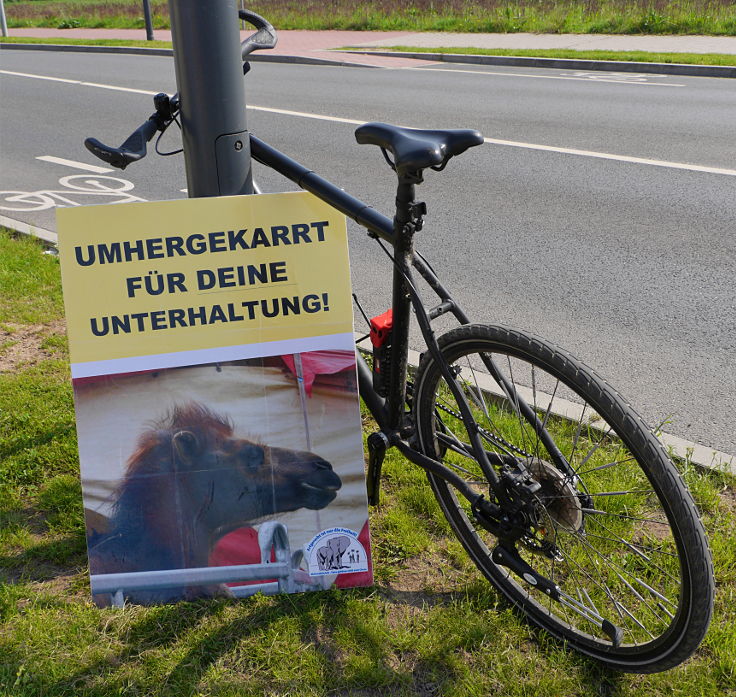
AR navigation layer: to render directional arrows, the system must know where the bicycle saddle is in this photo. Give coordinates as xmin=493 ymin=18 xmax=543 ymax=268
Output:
xmin=355 ymin=122 xmax=484 ymax=177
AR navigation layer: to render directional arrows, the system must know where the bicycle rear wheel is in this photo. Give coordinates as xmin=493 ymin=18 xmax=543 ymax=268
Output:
xmin=412 ymin=324 xmax=713 ymax=672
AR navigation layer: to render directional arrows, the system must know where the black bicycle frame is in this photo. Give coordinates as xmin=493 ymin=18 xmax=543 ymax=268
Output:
xmin=249 ymin=135 xmax=570 ymax=516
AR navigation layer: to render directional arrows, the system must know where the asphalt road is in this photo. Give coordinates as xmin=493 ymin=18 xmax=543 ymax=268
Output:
xmin=1 ymin=50 xmax=734 ymax=456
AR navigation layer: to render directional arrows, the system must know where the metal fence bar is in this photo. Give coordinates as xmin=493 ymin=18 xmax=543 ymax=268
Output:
xmin=91 ymin=522 xmax=298 ymax=604
xmin=90 ymin=562 xmax=290 ymax=595
xmin=230 ymin=582 xmax=280 ymax=598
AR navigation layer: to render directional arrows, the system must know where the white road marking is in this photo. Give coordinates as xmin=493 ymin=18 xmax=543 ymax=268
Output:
xmin=249 ymin=104 xmax=364 ymax=126
xmin=3 ymin=69 xmax=734 ymax=177
xmin=36 ymin=155 xmax=113 ymax=173
xmin=1 ymin=69 xmax=79 ymax=85
xmin=571 ymin=71 xmax=650 ymax=81
xmin=0 ymin=69 xmax=156 ymax=95
xmin=404 ymin=65 xmax=687 ymax=87
xmin=481 ymin=138 xmax=736 ymax=176
xmin=248 ymin=105 xmax=736 ymax=177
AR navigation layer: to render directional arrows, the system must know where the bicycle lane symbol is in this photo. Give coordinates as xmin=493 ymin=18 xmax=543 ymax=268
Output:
xmin=0 ymin=174 xmax=147 ymax=212
xmin=566 ymin=71 xmax=652 ymax=83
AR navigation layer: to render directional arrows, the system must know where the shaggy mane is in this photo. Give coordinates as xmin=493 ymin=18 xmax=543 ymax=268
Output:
xmin=123 ymin=402 xmax=233 ymax=479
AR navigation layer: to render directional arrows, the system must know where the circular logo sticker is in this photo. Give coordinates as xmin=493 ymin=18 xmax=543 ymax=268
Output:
xmin=305 ymin=527 xmax=368 ymax=576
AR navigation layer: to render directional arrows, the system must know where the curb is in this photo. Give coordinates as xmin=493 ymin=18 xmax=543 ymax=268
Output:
xmin=0 ymin=42 xmax=382 ymax=68
xmin=0 ymin=42 xmax=174 ymax=57
xmin=353 ymin=335 xmax=736 ymax=475
xmin=345 ymin=49 xmax=736 ymax=78
xmin=4 ymin=41 xmax=734 ymax=76
xmin=0 ymin=214 xmax=57 ymax=245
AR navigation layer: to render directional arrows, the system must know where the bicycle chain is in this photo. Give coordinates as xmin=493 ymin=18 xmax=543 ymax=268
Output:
xmin=433 ymin=402 xmax=534 ymax=458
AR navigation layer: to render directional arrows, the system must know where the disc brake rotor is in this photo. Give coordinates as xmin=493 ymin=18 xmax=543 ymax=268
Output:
xmin=525 ymin=458 xmax=584 ymax=540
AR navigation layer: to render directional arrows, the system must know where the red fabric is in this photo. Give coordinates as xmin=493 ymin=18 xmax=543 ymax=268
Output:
xmin=281 ymin=350 xmax=356 ymax=396
xmin=334 ymin=519 xmax=373 ymax=589
xmin=209 ymin=527 xmax=276 ymax=586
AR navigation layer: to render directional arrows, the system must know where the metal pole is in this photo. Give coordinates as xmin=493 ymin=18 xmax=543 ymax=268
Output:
xmin=1 ymin=1 xmax=9 ymax=38
xmin=142 ymin=0 xmax=154 ymax=41
xmin=167 ymin=0 xmax=253 ymax=198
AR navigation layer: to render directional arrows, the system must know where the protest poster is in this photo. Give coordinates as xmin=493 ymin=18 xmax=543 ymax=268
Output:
xmin=57 ymin=192 xmax=372 ymax=606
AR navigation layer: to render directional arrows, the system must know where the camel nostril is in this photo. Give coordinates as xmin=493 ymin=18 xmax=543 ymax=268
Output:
xmin=312 ymin=459 xmax=332 ymax=470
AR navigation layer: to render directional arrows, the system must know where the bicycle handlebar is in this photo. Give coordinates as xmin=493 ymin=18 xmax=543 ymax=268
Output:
xmin=84 ymin=116 xmax=160 ymax=170
xmin=84 ymin=11 xmax=276 ymax=170
xmin=239 ymin=9 xmax=277 ymax=57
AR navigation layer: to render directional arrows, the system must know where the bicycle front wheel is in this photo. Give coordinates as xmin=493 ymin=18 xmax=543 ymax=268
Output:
xmin=413 ymin=324 xmax=713 ymax=672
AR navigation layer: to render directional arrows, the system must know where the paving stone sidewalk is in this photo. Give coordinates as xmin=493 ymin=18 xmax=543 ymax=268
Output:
xmin=8 ymin=28 xmax=736 ymax=68
xmin=7 ymin=28 xmax=431 ymax=67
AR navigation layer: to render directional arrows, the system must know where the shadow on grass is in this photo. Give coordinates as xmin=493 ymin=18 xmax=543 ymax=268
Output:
xmin=22 ymin=589 xmax=437 ymax=696
xmin=0 ymin=532 xmax=87 ymax=583
xmin=577 ymin=658 xmax=624 ymax=696
xmin=5 ymin=583 xmax=626 ymax=696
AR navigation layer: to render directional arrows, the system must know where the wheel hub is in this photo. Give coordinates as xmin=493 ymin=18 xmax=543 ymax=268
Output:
xmin=525 ymin=457 xmax=584 ymax=538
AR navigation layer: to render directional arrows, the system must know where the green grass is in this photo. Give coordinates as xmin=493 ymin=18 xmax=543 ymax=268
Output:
xmin=0 ymin=232 xmax=64 ymax=325
xmin=0 ymin=36 xmax=173 ymax=48
xmin=365 ymin=45 xmax=736 ymax=66
xmin=0 ymin=228 xmax=735 ymax=696
xmin=4 ymin=0 xmax=736 ymax=35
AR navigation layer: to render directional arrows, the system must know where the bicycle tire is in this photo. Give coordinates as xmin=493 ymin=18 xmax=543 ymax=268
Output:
xmin=412 ymin=324 xmax=714 ymax=672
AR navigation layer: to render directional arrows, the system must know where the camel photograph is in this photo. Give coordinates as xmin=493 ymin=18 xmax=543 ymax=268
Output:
xmin=72 ymin=352 xmax=372 ymax=606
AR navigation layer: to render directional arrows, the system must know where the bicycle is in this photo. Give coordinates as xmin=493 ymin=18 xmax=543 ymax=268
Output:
xmin=82 ymin=10 xmax=714 ymax=673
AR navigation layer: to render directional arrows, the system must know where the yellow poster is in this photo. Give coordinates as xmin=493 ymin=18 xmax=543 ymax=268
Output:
xmin=57 ymin=193 xmax=372 ymax=607
xmin=57 ymin=191 xmax=354 ymax=377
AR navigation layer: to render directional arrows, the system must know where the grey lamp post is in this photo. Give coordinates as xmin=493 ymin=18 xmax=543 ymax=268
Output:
xmin=167 ymin=0 xmax=253 ymax=198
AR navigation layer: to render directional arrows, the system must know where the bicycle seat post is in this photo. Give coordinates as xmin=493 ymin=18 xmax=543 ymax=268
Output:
xmin=386 ymin=171 xmax=426 ymax=430
xmin=353 ymin=121 xmax=482 ymax=431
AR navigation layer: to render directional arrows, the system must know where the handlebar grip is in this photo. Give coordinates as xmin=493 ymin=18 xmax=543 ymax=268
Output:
xmin=239 ymin=9 xmax=277 ymax=57
xmin=84 ymin=117 xmax=159 ymax=170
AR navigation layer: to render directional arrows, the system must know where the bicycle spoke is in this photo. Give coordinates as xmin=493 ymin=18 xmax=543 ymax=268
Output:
xmin=572 ymin=424 xmax=617 ymax=474
xmin=465 ymin=355 xmax=493 ymax=422
xmin=557 ymin=533 xmax=653 ymax=642
xmin=571 ymin=529 xmax=678 ymax=609
xmin=461 ymin=356 xmax=515 ymax=456
xmin=531 ymin=365 xmax=543 ymax=464
xmin=575 ymin=457 xmax=635 ymax=477
xmin=545 ymin=489 xmax=655 ymax=498
xmin=581 ymin=509 xmax=672 ymax=525
xmin=568 ymin=403 xmax=589 ymax=466
xmin=538 ymin=482 xmax=678 ymax=642
xmin=552 ymin=531 xmax=630 ymax=639
xmin=506 ymin=355 xmax=532 ymax=456
xmin=583 ymin=530 xmax=677 ymax=560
